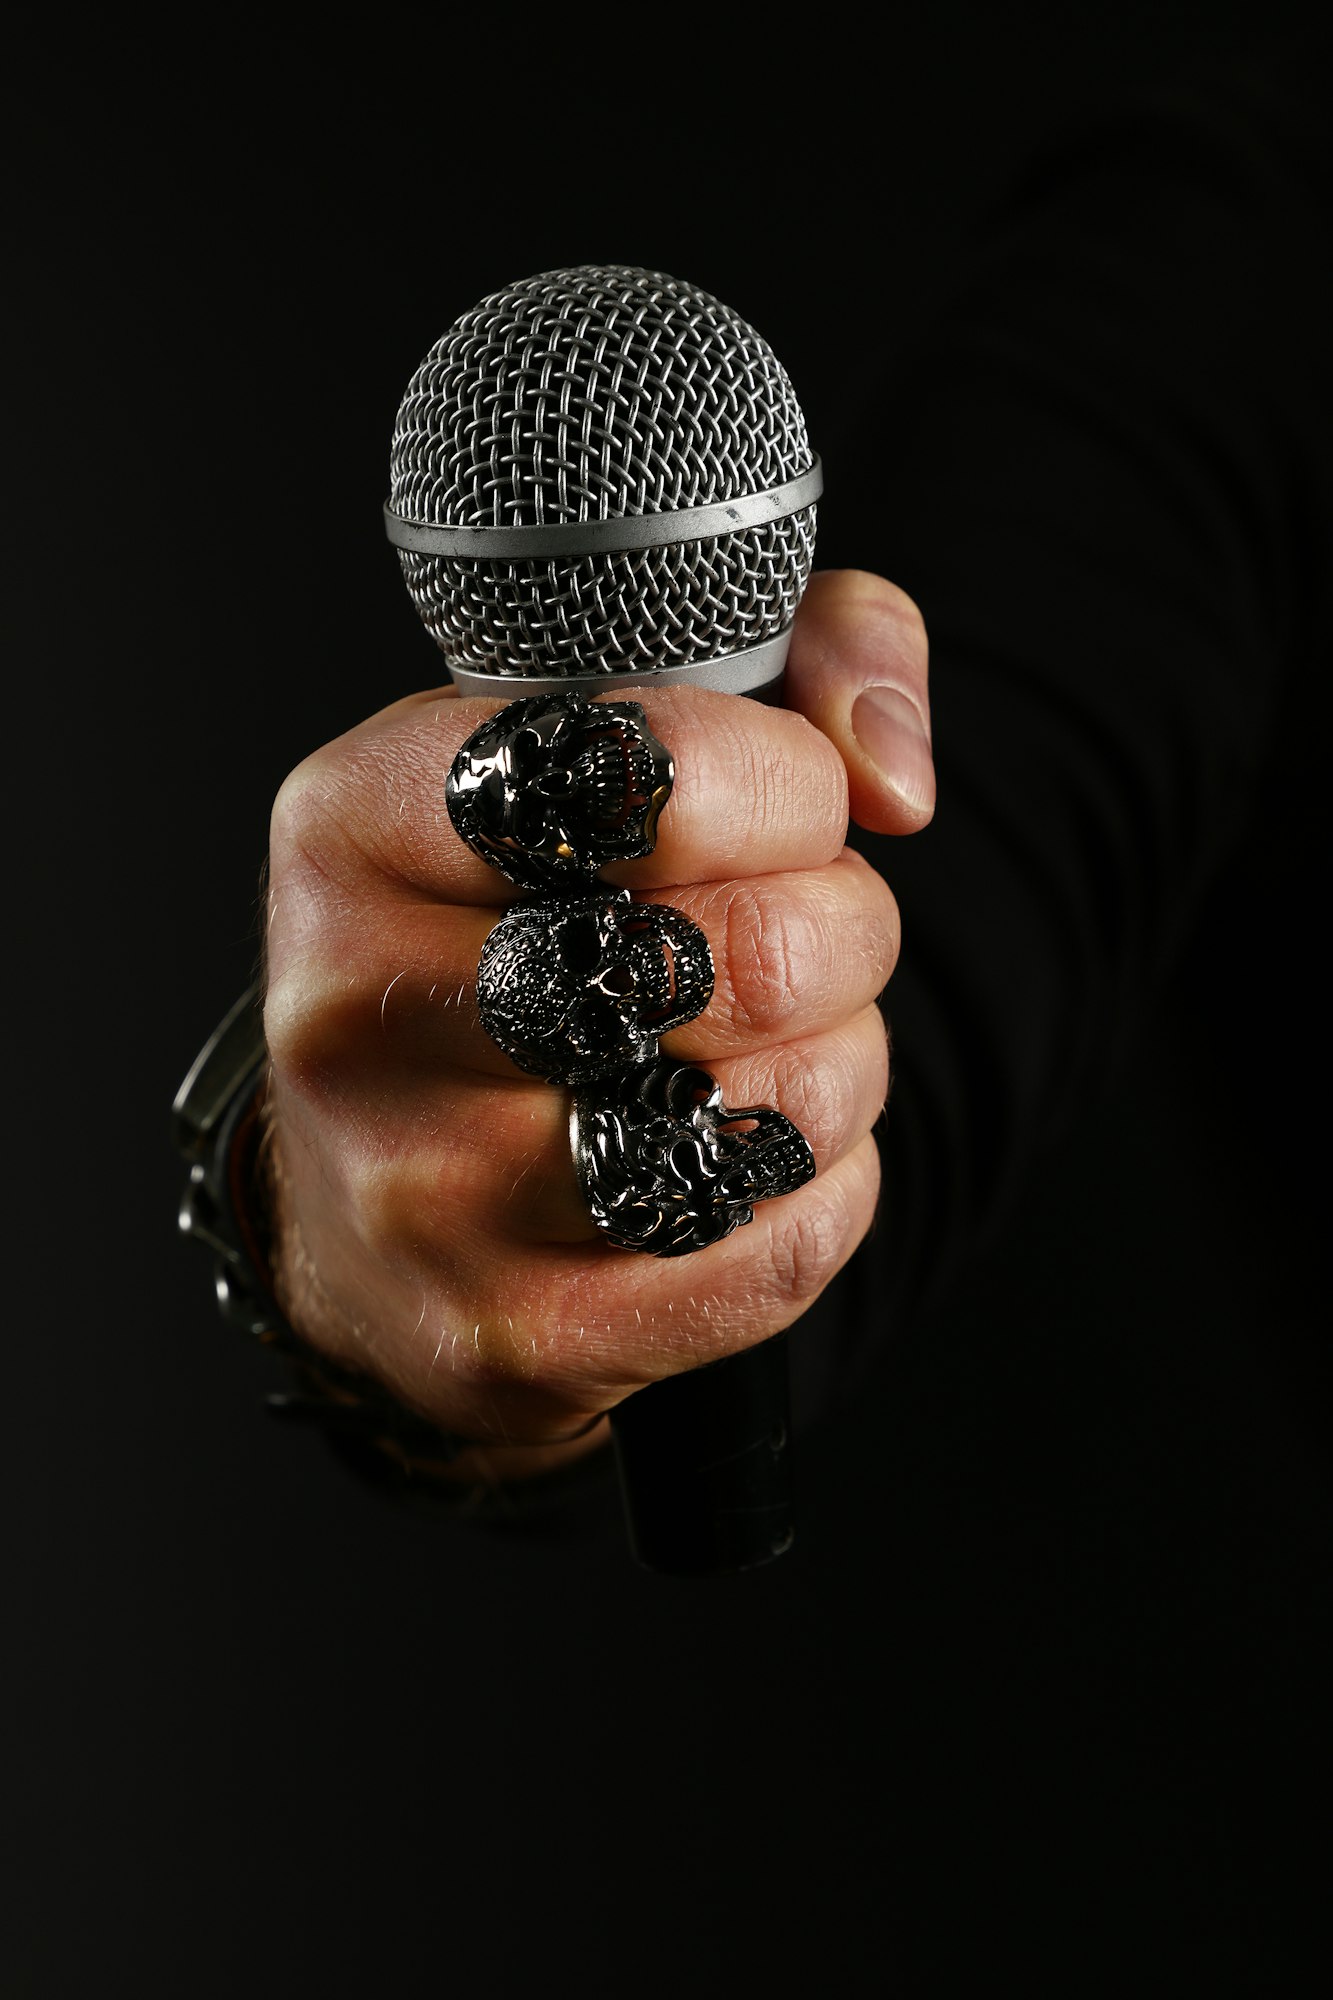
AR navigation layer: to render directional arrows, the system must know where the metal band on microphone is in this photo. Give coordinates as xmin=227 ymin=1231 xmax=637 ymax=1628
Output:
xmin=383 ymin=457 xmax=822 ymax=560
xmin=444 ymin=629 xmax=794 ymax=700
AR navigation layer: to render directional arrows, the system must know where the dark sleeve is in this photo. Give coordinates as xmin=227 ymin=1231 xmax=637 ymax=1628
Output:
xmin=791 ymin=34 xmax=1333 ymax=1421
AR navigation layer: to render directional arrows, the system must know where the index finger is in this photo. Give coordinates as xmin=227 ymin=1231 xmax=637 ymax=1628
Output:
xmin=271 ymin=683 xmax=851 ymax=907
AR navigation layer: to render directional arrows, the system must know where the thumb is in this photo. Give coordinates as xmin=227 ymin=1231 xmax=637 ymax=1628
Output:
xmin=785 ymin=570 xmax=935 ymax=835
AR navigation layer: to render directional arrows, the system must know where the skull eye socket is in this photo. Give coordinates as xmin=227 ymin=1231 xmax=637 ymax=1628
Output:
xmin=533 ymin=768 xmax=575 ymax=799
xmin=560 ymin=912 xmax=606 ymax=974
xmin=508 ymin=726 xmax=545 ymax=773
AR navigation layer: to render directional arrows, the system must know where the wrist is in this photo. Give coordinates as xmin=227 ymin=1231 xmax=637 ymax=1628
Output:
xmin=176 ymin=983 xmax=573 ymax=1504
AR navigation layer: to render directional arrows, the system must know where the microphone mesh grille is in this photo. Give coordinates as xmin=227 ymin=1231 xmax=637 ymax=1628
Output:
xmin=389 ymin=266 xmax=817 ymax=679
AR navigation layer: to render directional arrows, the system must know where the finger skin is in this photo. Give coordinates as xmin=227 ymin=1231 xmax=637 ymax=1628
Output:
xmin=656 ymin=845 xmax=898 ymax=1058
xmin=268 ymin=683 xmax=850 ymax=910
xmin=260 ymin=570 xmax=925 ymax=1468
xmin=266 ymin=1055 xmax=884 ymax=1450
xmin=269 ymin=1000 xmax=890 ymax=1254
xmin=265 ymin=845 xmax=899 ymax=1085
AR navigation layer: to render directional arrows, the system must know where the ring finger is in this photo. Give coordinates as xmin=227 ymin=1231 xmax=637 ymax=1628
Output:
xmin=347 ymin=1001 xmax=890 ymax=1254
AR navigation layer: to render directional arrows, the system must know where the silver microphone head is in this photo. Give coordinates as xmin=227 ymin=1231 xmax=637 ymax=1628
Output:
xmin=385 ymin=266 xmax=821 ymax=698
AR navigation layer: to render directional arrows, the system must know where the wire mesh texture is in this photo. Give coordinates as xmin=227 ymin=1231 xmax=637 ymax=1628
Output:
xmin=389 ymin=266 xmax=818 ymax=678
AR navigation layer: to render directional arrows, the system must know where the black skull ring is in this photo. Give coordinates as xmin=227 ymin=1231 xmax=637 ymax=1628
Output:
xmin=571 ymin=1061 xmax=817 ymax=1257
xmin=449 ymin=691 xmax=815 ymax=1256
xmin=476 ymin=890 xmax=714 ymax=1084
xmin=446 ymin=693 xmax=674 ymax=893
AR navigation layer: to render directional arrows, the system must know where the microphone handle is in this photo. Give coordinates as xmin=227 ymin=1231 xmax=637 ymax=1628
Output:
xmin=608 ymin=1332 xmax=794 ymax=1574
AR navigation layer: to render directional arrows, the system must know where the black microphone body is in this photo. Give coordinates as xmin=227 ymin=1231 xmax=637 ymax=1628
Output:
xmin=385 ymin=267 xmax=823 ymax=1574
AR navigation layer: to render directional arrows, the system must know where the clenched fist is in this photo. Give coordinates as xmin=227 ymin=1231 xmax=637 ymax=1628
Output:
xmin=261 ymin=571 xmax=933 ymax=1484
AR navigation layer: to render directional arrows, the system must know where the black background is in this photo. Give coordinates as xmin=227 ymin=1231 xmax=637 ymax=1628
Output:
xmin=9 ymin=9 xmax=1331 ymax=1994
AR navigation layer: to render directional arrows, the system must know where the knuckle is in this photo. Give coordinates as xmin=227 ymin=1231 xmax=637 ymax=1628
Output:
xmin=794 ymin=1012 xmax=890 ymax=1153
xmin=269 ymin=750 xmax=345 ymax=874
xmin=707 ymin=702 xmax=846 ymax=862
xmin=718 ymin=879 xmax=802 ymax=1040
xmin=760 ymin=1141 xmax=882 ymax=1309
xmin=764 ymin=1182 xmax=853 ymax=1308
xmin=270 ymin=726 xmax=423 ymax=889
xmin=781 ymin=713 xmax=850 ymax=844
xmin=261 ymin=969 xmax=312 ymax=1082
xmin=347 ymin=1151 xmax=417 ymax=1271
xmin=263 ymin=962 xmax=362 ymax=1097
xmin=762 ymin=1043 xmax=848 ymax=1160
xmin=865 ymin=873 xmax=903 ymax=988
xmin=338 ymin=1144 xmax=492 ymax=1312
xmin=839 ymin=851 xmax=901 ymax=989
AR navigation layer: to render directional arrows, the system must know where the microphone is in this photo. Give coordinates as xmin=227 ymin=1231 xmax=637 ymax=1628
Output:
xmin=383 ymin=266 xmax=822 ymax=1574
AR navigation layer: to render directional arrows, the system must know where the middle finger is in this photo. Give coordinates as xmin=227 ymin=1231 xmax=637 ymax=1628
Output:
xmin=282 ymin=845 xmax=901 ymax=1083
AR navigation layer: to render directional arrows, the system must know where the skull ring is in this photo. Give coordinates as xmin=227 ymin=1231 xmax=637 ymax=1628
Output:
xmin=476 ymin=890 xmax=714 ymax=1084
xmin=446 ymin=693 xmax=674 ymax=893
xmin=452 ymin=691 xmax=816 ymax=1257
xmin=571 ymin=1059 xmax=817 ymax=1256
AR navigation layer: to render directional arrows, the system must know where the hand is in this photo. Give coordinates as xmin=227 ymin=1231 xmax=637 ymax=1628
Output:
xmin=260 ymin=571 xmax=932 ymax=1482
